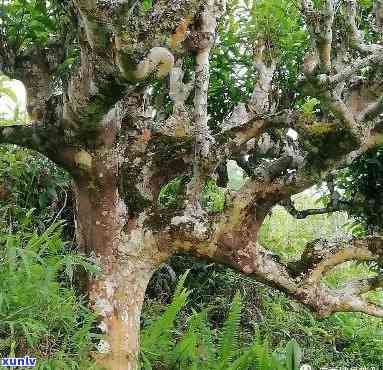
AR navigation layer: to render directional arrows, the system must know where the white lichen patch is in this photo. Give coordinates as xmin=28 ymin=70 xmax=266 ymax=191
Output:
xmin=121 ymin=310 xmax=129 ymax=324
xmin=74 ymin=150 xmax=92 ymax=169
xmin=97 ymin=339 xmax=111 ymax=354
xmin=119 ymin=212 xmax=153 ymax=254
xmin=104 ymin=277 xmax=118 ymax=299
xmin=89 ymin=80 xmax=99 ymax=96
xmin=171 ymin=203 xmax=209 ymax=240
xmin=136 ymin=166 xmax=154 ymax=201
xmin=98 ymin=321 xmax=108 ymax=333
xmin=193 ymin=221 xmax=208 ymax=239
xmin=95 ymin=298 xmax=114 ymax=317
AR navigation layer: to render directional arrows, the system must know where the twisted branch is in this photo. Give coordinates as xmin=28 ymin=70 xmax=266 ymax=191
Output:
xmin=204 ymin=236 xmax=383 ymax=318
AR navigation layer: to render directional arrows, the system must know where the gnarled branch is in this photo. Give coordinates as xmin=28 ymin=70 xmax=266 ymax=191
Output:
xmin=197 ymin=236 xmax=383 ymax=318
xmin=282 ymin=198 xmax=349 ymax=219
xmin=281 ymin=178 xmax=350 ymax=219
xmin=301 ymin=0 xmax=335 ymax=73
xmin=343 ymin=0 xmax=383 ymax=54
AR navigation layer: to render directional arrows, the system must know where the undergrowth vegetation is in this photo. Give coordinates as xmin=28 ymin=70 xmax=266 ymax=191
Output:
xmin=0 ymin=145 xmax=382 ymax=369
xmin=0 ymin=219 xmax=99 ymax=369
xmin=142 ymin=273 xmax=303 ymax=370
xmin=143 ymin=185 xmax=383 ymax=369
xmin=0 ymin=146 xmax=70 ymax=234
xmin=0 ymin=146 xmax=99 ymax=369
xmin=143 ymin=258 xmax=383 ymax=369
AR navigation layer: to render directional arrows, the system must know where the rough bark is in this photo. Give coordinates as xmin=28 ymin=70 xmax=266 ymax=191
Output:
xmin=72 ymin=157 xmax=170 ymax=369
xmin=90 ymin=258 xmax=155 ymax=370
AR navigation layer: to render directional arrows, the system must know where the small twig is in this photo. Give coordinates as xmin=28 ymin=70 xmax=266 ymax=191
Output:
xmin=50 ymin=188 xmax=68 ymax=226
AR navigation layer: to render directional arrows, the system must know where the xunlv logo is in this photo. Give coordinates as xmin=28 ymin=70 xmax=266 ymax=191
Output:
xmin=0 ymin=356 xmax=37 ymax=367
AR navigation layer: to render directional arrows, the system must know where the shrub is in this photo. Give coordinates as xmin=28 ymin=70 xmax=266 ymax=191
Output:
xmin=0 ymin=211 xmax=98 ymax=369
xmin=141 ymin=273 xmax=304 ymax=370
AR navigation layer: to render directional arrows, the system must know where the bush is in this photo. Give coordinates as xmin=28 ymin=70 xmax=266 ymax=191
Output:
xmin=0 ymin=145 xmax=71 ymax=235
xmin=0 ymin=145 xmax=98 ymax=369
xmin=141 ymin=273 xmax=303 ymax=370
xmin=0 ymin=217 xmax=99 ymax=369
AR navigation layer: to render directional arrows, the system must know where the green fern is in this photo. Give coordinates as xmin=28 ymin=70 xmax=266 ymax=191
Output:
xmin=230 ymin=340 xmax=283 ymax=370
xmin=172 ymin=309 xmax=215 ymax=369
xmin=172 ymin=310 xmax=202 ymax=368
xmin=141 ymin=271 xmax=190 ymax=364
xmin=140 ymin=277 xmax=304 ymax=370
xmin=0 ymin=221 xmax=99 ymax=369
xmin=216 ymin=292 xmax=242 ymax=368
xmin=284 ymin=339 xmax=303 ymax=370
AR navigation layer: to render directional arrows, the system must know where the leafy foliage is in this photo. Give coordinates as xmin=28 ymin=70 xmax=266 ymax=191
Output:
xmin=158 ymin=176 xmax=225 ymax=213
xmin=141 ymin=0 xmax=153 ymax=12
xmin=158 ymin=176 xmax=189 ymax=209
xmin=208 ymin=0 xmax=308 ymax=126
xmin=0 ymin=218 xmax=99 ymax=369
xmin=336 ymin=146 xmax=383 ymax=233
xmin=0 ymin=0 xmax=71 ymax=51
xmin=0 ymin=146 xmax=70 ymax=234
xmin=300 ymin=97 xmax=321 ymax=118
xmin=201 ymin=178 xmax=226 ymax=213
xmin=141 ymin=274 xmax=303 ymax=370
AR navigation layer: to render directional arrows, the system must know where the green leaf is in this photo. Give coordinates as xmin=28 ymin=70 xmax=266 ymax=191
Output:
xmin=38 ymin=192 xmax=49 ymax=208
xmin=142 ymin=0 xmax=152 ymax=11
xmin=216 ymin=292 xmax=242 ymax=368
xmin=284 ymin=339 xmax=302 ymax=370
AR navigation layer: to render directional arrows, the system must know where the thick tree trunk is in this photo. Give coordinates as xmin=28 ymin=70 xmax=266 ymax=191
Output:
xmin=90 ymin=259 xmax=155 ymax=370
xmin=73 ymin=172 xmax=160 ymax=370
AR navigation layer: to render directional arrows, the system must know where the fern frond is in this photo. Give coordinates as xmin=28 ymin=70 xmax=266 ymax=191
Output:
xmin=197 ymin=309 xmax=216 ymax=368
xmin=216 ymin=291 xmax=242 ymax=368
xmin=229 ymin=339 xmax=285 ymax=370
xmin=140 ymin=351 xmax=153 ymax=370
xmin=172 ymin=309 xmax=215 ymax=369
xmin=141 ymin=271 xmax=190 ymax=363
xmin=284 ymin=339 xmax=302 ymax=370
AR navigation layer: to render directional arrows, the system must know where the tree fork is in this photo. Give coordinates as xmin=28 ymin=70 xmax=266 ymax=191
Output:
xmin=73 ymin=154 xmax=169 ymax=369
